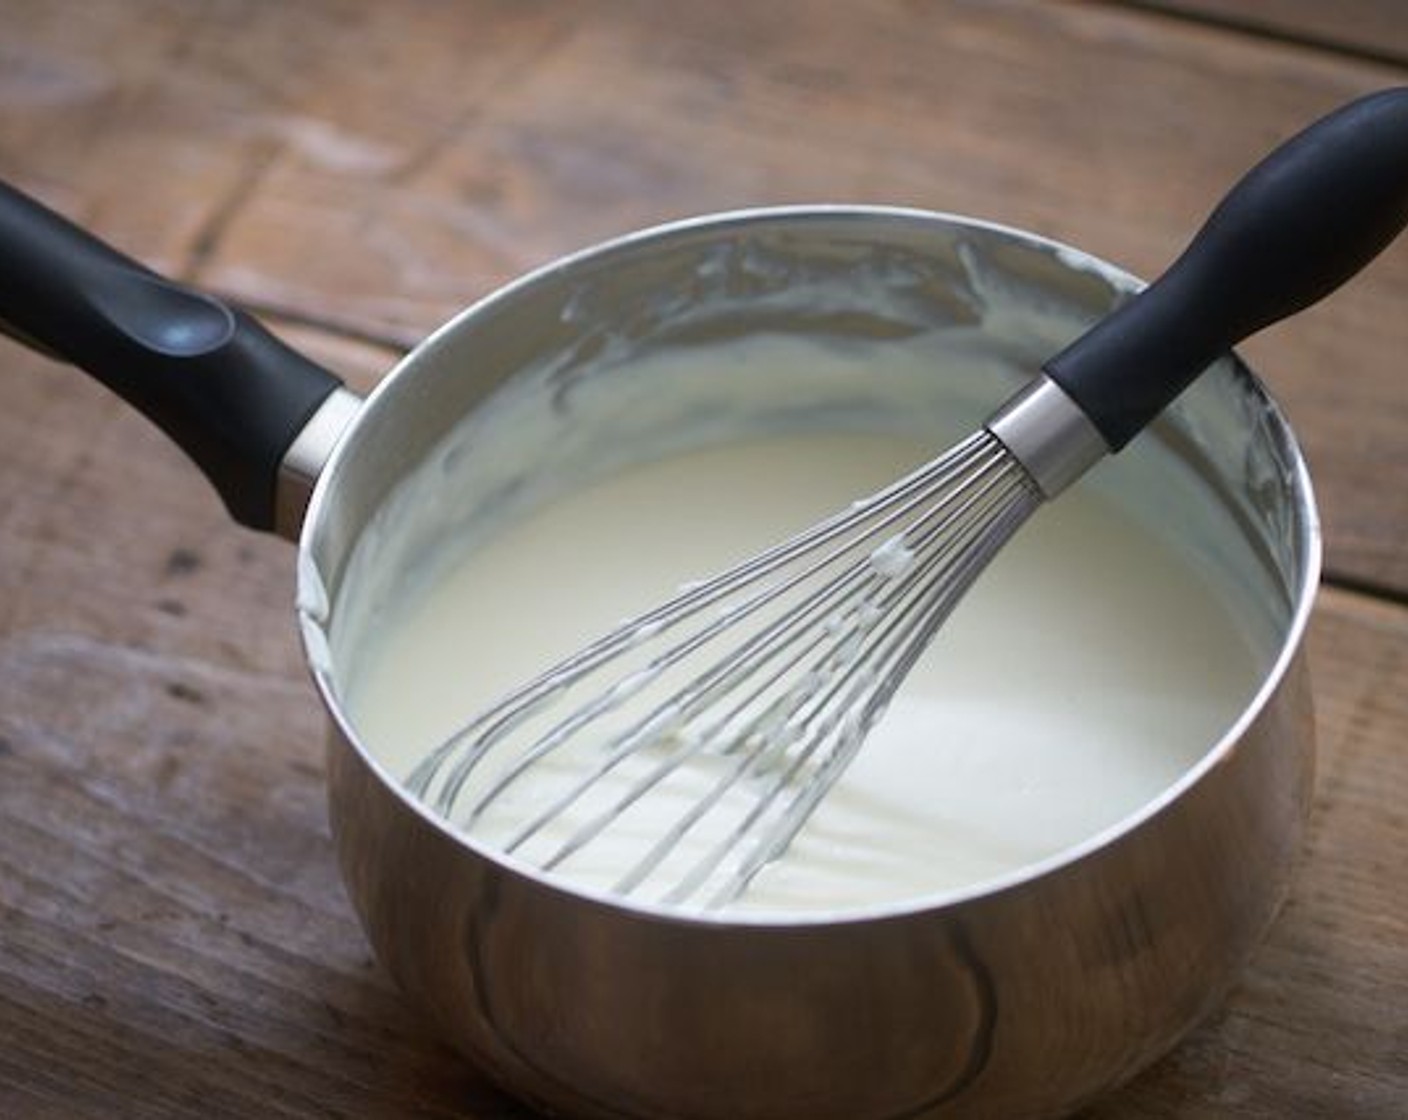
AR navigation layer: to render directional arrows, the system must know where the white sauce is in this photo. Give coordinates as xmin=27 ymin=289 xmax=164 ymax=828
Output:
xmin=869 ymin=534 xmax=916 ymax=579
xmin=342 ymin=336 xmax=1263 ymax=914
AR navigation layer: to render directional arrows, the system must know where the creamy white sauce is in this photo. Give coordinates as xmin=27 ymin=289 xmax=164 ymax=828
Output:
xmin=342 ymin=335 xmax=1264 ymax=914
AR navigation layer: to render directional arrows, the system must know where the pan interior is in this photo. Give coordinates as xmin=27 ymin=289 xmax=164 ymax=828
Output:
xmin=309 ymin=210 xmax=1314 ymax=917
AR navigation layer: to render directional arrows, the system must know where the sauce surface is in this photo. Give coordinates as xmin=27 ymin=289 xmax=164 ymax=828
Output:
xmin=346 ymin=413 xmax=1262 ymax=913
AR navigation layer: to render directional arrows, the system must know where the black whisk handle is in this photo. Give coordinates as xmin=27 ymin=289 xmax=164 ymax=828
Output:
xmin=1044 ymin=86 xmax=1408 ymax=452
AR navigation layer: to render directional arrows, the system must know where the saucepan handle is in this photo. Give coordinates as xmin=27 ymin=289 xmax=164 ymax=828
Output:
xmin=0 ymin=180 xmax=344 ymax=532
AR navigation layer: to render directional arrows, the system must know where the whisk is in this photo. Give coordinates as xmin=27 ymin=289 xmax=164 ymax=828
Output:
xmin=408 ymin=88 xmax=1408 ymax=909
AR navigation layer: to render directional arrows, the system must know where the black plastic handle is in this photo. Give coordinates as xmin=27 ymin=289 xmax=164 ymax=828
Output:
xmin=0 ymin=181 xmax=344 ymax=531
xmin=1044 ymin=87 xmax=1408 ymax=451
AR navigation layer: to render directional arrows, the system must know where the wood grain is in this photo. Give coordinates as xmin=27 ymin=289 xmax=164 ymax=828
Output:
xmin=4 ymin=0 xmax=1406 ymax=592
xmin=1 ymin=1 xmax=1406 ymax=1117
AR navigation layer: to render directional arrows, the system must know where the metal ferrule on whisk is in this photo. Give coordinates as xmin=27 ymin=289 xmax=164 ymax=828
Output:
xmin=985 ymin=375 xmax=1112 ymax=500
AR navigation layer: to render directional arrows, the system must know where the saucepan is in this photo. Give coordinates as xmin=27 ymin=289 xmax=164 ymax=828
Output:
xmin=0 ymin=176 xmax=1320 ymax=1118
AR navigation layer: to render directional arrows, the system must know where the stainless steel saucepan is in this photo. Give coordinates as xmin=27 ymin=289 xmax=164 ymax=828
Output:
xmin=0 ymin=180 xmax=1319 ymax=1118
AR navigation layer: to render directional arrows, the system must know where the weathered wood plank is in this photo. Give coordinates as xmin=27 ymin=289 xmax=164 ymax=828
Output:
xmin=3 ymin=0 xmax=1405 ymax=594
xmin=1 ymin=2 xmax=1406 ymax=1117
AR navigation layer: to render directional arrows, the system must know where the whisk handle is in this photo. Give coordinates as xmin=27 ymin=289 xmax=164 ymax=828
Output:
xmin=1043 ymin=87 xmax=1408 ymax=452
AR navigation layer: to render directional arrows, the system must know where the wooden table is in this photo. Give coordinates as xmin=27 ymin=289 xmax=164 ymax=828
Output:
xmin=2 ymin=2 xmax=1404 ymax=1116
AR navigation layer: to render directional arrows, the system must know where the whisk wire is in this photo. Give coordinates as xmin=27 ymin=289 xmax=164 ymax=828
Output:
xmin=410 ymin=430 xmax=1042 ymax=907
xmin=695 ymin=459 xmax=1041 ymax=906
xmin=429 ymin=433 xmax=996 ymax=817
